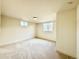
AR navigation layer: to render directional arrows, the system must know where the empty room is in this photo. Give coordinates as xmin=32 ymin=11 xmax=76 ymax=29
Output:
xmin=0 ymin=0 xmax=79 ymax=59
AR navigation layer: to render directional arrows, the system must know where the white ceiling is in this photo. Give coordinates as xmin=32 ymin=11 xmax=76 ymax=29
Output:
xmin=1 ymin=0 xmax=78 ymax=23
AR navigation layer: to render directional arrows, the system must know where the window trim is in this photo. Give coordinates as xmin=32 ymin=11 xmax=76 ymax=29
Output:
xmin=42 ymin=22 xmax=54 ymax=32
xmin=20 ymin=20 xmax=28 ymax=27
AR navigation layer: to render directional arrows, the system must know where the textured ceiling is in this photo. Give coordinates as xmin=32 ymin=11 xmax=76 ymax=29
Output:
xmin=1 ymin=0 xmax=78 ymax=23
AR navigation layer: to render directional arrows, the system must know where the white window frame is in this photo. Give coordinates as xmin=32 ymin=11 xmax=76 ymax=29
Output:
xmin=20 ymin=21 xmax=28 ymax=27
xmin=43 ymin=22 xmax=54 ymax=32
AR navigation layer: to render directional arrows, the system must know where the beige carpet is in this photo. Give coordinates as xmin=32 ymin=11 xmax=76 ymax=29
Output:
xmin=0 ymin=38 xmax=59 ymax=59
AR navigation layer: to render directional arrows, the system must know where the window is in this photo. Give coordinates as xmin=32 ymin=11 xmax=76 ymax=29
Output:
xmin=20 ymin=21 xmax=28 ymax=27
xmin=43 ymin=22 xmax=53 ymax=32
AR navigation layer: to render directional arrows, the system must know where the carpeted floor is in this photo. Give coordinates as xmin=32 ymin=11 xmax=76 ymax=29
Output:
xmin=0 ymin=38 xmax=59 ymax=59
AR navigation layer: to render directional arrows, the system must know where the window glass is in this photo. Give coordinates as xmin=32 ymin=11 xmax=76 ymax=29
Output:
xmin=20 ymin=21 xmax=28 ymax=27
xmin=43 ymin=22 xmax=53 ymax=32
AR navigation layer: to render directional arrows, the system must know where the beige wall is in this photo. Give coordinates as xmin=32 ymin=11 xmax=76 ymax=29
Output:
xmin=0 ymin=0 xmax=1 ymax=32
xmin=0 ymin=16 xmax=36 ymax=45
xmin=0 ymin=16 xmax=1 ymax=32
xmin=56 ymin=8 xmax=76 ymax=57
xmin=36 ymin=22 xmax=56 ymax=41
xmin=77 ymin=4 xmax=79 ymax=59
xmin=0 ymin=0 xmax=2 ymax=15
xmin=0 ymin=16 xmax=1 ymax=39
xmin=0 ymin=0 xmax=1 ymax=39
